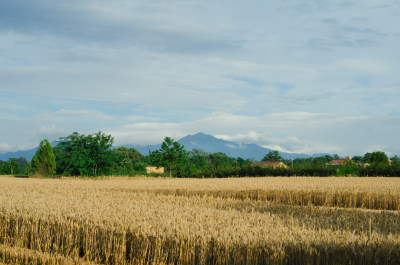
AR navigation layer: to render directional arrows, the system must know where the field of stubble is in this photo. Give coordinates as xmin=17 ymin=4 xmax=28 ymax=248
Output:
xmin=1 ymin=176 xmax=400 ymax=264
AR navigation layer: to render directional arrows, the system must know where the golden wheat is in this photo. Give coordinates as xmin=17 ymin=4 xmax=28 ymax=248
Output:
xmin=0 ymin=243 xmax=99 ymax=265
xmin=0 ymin=176 xmax=400 ymax=264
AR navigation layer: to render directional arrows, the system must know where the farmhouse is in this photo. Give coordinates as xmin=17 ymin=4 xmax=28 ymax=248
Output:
xmin=330 ymin=157 xmax=352 ymax=166
xmin=146 ymin=166 xmax=164 ymax=174
xmin=330 ymin=159 xmax=346 ymax=166
xmin=252 ymin=161 xmax=288 ymax=169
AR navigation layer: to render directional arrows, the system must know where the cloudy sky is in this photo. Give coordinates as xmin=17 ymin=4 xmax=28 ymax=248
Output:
xmin=1 ymin=0 xmax=399 ymax=156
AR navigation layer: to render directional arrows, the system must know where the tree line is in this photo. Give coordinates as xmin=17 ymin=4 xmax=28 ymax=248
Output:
xmin=1 ymin=131 xmax=400 ymax=178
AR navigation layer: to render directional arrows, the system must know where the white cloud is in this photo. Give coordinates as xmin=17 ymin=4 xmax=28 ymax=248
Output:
xmin=325 ymin=59 xmax=391 ymax=74
xmin=0 ymin=143 xmax=13 ymax=153
xmin=0 ymin=0 xmax=399 ymax=157
xmin=216 ymin=130 xmax=341 ymax=155
xmin=56 ymin=109 xmax=112 ymax=120
xmin=37 ymin=124 xmax=65 ymax=135
xmin=106 ymin=112 xmax=400 ymax=156
xmin=57 ymin=109 xmax=90 ymax=116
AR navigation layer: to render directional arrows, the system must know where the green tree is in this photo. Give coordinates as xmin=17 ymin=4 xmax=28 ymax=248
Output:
xmin=54 ymin=132 xmax=114 ymax=176
xmin=15 ymin=157 xmax=29 ymax=173
xmin=54 ymin=132 xmax=89 ymax=175
xmin=391 ymin=155 xmax=400 ymax=165
xmin=112 ymin=147 xmax=145 ymax=175
xmin=0 ymin=159 xmax=20 ymax=175
xmin=363 ymin=152 xmax=373 ymax=163
xmin=368 ymin=151 xmax=389 ymax=166
xmin=208 ymin=152 xmax=238 ymax=177
xmin=209 ymin=152 xmax=234 ymax=170
xmin=7 ymin=157 xmax=29 ymax=175
xmin=188 ymin=149 xmax=210 ymax=168
xmin=87 ymin=132 xmax=114 ymax=175
xmin=344 ymin=158 xmax=357 ymax=167
xmin=9 ymin=158 xmax=19 ymax=175
xmin=186 ymin=149 xmax=210 ymax=176
xmin=262 ymin=151 xmax=282 ymax=162
xmin=31 ymin=139 xmax=56 ymax=177
xmin=352 ymin=155 xmax=364 ymax=164
xmin=151 ymin=137 xmax=186 ymax=177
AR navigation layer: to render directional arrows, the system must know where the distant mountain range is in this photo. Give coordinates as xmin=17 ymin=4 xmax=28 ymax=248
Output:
xmin=129 ymin=132 xmax=328 ymax=161
xmin=0 ymin=141 xmax=59 ymax=161
xmin=0 ymin=148 xmax=38 ymax=162
xmin=0 ymin=132 xmax=329 ymax=161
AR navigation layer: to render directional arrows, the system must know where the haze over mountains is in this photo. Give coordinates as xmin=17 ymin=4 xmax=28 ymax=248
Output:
xmin=0 ymin=132 xmax=329 ymax=161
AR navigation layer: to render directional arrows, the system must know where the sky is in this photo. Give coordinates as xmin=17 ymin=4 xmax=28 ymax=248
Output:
xmin=1 ymin=0 xmax=400 ymax=157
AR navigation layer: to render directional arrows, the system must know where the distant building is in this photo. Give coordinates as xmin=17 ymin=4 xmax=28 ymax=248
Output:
xmin=330 ymin=156 xmax=355 ymax=166
xmin=146 ymin=166 xmax=164 ymax=174
xmin=252 ymin=161 xmax=288 ymax=169
xmin=330 ymin=159 xmax=347 ymax=166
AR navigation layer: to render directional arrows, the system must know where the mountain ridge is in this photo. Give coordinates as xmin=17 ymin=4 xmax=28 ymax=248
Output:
xmin=0 ymin=141 xmax=59 ymax=161
xmin=131 ymin=132 xmax=321 ymax=161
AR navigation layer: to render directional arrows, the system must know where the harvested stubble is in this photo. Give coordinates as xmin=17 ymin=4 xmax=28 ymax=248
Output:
xmin=0 ymin=176 xmax=400 ymax=264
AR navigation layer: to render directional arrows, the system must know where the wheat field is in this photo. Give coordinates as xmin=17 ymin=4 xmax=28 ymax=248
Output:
xmin=1 ymin=176 xmax=400 ymax=264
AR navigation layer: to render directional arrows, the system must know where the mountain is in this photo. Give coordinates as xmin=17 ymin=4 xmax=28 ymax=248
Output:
xmin=132 ymin=132 xmax=313 ymax=161
xmin=311 ymin=153 xmax=332 ymax=158
xmin=0 ymin=141 xmax=59 ymax=161
xmin=175 ymin=132 xmax=311 ymax=160
xmin=1 ymin=133 xmax=321 ymax=162
xmin=127 ymin=143 xmax=161 ymax=156
xmin=177 ymin=132 xmax=270 ymax=160
xmin=0 ymin=148 xmax=38 ymax=161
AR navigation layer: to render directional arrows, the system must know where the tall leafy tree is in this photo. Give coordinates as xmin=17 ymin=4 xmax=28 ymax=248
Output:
xmin=15 ymin=157 xmax=29 ymax=172
xmin=391 ymin=155 xmax=400 ymax=165
xmin=54 ymin=132 xmax=114 ymax=176
xmin=6 ymin=158 xmax=29 ymax=175
xmin=184 ymin=149 xmax=211 ymax=177
xmin=8 ymin=158 xmax=19 ymax=175
xmin=112 ymin=147 xmax=145 ymax=175
xmin=87 ymin=132 xmax=114 ymax=175
xmin=188 ymin=149 xmax=210 ymax=169
xmin=363 ymin=152 xmax=373 ymax=163
xmin=54 ymin=132 xmax=89 ymax=175
xmin=368 ymin=151 xmax=389 ymax=166
xmin=209 ymin=152 xmax=233 ymax=170
xmin=151 ymin=137 xmax=186 ymax=177
xmin=0 ymin=159 xmax=21 ymax=175
xmin=352 ymin=156 xmax=364 ymax=164
xmin=262 ymin=151 xmax=282 ymax=162
xmin=31 ymin=139 xmax=56 ymax=177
